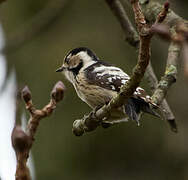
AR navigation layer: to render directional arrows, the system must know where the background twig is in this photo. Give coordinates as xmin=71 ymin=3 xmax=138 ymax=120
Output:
xmin=105 ymin=0 xmax=139 ymax=47
xmin=12 ymin=81 xmax=65 ymax=180
xmin=106 ymin=0 xmax=177 ymax=131
xmin=151 ymin=42 xmax=180 ymax=106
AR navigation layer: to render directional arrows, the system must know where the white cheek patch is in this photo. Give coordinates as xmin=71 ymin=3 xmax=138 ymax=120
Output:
xmin=77 ymin=51 xmax=96 ymax=68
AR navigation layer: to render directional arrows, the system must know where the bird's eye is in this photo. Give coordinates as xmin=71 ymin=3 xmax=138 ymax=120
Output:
xmin=65 ymin=58 xmax=69 ymax=64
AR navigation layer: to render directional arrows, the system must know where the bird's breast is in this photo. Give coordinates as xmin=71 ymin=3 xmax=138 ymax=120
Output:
xmin=74 ymin=73 xmax=117 ymax=108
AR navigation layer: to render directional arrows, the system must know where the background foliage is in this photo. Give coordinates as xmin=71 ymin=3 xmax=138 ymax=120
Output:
xmin=0 ymin=0 xmax=188 ymax=179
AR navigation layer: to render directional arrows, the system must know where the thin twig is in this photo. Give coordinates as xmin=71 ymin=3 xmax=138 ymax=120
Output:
xmin=12 ymin=81 xmax=65 ymax=180
xmin=154 ymin=1 xmax=170 ymax=24
xmin=107 ymin=0 xmax=177 ymax=131
xmin=145 ymin=62 xmax=177 ymax=132
xmin=145 ymin=1 xmax=179 ymax=132
xmin=150 ymin=22 xmax=188 ymax=133
xmin=140 ymin=0 xmax=185 ymax=25
xmin=151 ymin=42 xmax=180 ymax=132
xmin=148 ymin=14 xmax=188 ymax=133
xmin=105 ymin=0 xmax=139 ymax=47
xmin=151 ymin=42 xmax=180 ymax=105
xmin=150 ymin=23 xmax=188 ymax=105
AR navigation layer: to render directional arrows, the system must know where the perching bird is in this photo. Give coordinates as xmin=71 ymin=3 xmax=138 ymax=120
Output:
xmin=56 ymin=47 xmax=159 ymax=125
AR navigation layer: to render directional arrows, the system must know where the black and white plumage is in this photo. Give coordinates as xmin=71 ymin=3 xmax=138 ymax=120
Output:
xmin=56 ymin=47 xmax=159 ymax=124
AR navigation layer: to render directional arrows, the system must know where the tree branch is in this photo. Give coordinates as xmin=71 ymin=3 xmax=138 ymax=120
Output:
xmin=151 ymin=42 xmax=180 ymax=106
xmin=73 ymin=0 xmax=154 ymax=136
xmin=149 ymin=19 xmax=188 ymax=132
xmin=106 ymin=0 xmax=177 ymax=131
xmin=142 ymin=0 xmax=188 ymax=132
xmin=12 ymin=81 xmax=65 ymax=180
xmin=72 ymin=0 xmax=188 ymax=136
xmin=105 ymin=0 xmax=139 ymax=47
xmin=139 ymin=0 xmax=186 ymax=25
xmin=154 ymin=1 xmax=169 ymax=24
xmin=145 ymin=62 xmax=177 ymax=132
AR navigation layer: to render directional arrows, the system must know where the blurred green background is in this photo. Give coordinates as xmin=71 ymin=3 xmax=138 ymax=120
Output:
xmin=0 ymin=0 xmax=188 ymax=179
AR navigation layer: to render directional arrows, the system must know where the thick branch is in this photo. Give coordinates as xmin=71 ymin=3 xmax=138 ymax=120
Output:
xmin=107 ymin=0 xmax=177 ymax=131
xmin=12 ymin=81 xmax=65 ymax=180
xmin=147 ymin=4 xmax=188 ymax=132
xmin=73 ymin=0 xmax=152 ymax=136
xmin=150 ymin=23 xmax=188 ymax=107
xmin=152 ymin=22 xmax=188 ymax=84
xmin=140 ymin=0 xmax=188 ymax=26
xmin=73 ymin=0 xmax=186 ymax=136
xmin=145 ymin=62 xmax=177 ymax=132
xmin=151 ymin=42 xmax=180 ymax=106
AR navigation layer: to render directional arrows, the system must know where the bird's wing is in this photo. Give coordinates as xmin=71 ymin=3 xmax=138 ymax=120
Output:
xmin=84 ymin=64 xmax=130 ymax=91
xmin=85 ymin=63 xmax=157 ymax=107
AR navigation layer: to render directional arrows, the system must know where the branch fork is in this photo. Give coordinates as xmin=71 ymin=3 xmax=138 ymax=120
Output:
xmin=72 ymin=0 xmax=170 ymax=136
xmin=12 ymin=81 xmax=65 ymax=180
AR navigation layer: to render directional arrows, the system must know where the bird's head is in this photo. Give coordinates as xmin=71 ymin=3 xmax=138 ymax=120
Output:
xmin=56 ymin=47 xmax=99 ymax=83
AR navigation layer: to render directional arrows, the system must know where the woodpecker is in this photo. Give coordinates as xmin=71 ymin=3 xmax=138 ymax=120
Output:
xmin=56 ymin=47 xmax=159 ymax=125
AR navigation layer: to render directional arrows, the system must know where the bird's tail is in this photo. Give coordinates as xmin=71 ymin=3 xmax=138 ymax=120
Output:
xmin=124 ymin=97 xmax=160 ymax=125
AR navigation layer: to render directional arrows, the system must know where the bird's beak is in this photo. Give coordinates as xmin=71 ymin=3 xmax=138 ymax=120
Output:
xmin=56 ymin=66 xmax=65 ymax=72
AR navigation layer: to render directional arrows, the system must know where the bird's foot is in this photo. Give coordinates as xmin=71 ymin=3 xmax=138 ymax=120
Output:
xmin=102 ymin=118 xmax=129 ymax=128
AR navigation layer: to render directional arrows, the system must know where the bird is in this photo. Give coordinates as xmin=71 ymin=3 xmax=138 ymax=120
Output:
xmin=56 ymin=47 xmax=159 ymax=126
